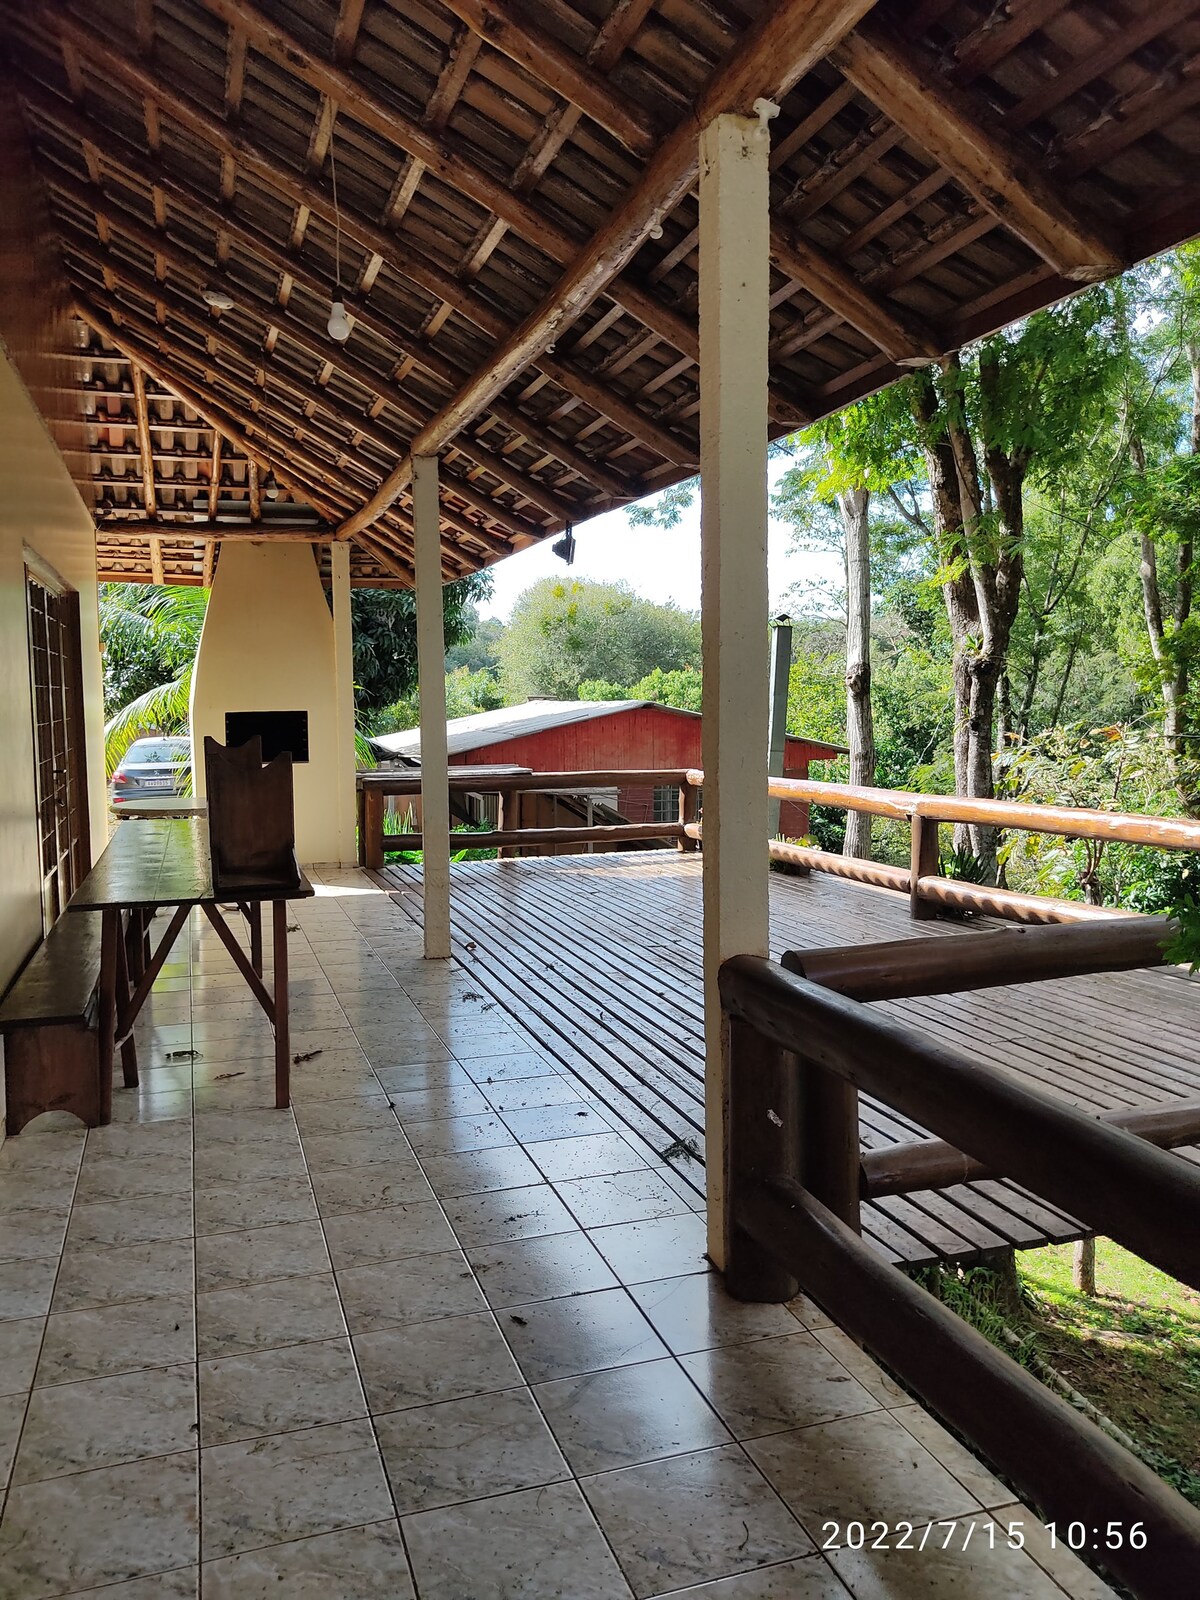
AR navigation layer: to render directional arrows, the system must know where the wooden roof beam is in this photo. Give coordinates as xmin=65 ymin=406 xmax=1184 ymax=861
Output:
xmin=23 ymin=72 xmax=701 ymax=469
xmin=77 ymin=289 xmax=490 ymax=576
xmin=74 ymin=296 xmax=341 ymax=522
xmin=336 ymin=0 xmax=874 ymax=540
xmin=183 ymin=2 xmax=787 ymax=384
xmin=831 ymin=19 xmax=1123 ymax=283
xmin=437 ymin=0 xmax=657 ymax=157
xmin=44 ymin=168 xmax=592 ymax=524
xmin=439 ymin=0 xmax=942 ymax=366
xmin=769 ymin=232 xmax=942 ymax=366
xmin=98 ymin=520 xmax=336 ymax=540
xmin=65 ymin=240 xmax=521 ymax=559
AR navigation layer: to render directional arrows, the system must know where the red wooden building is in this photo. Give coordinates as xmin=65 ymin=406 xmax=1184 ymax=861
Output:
xmin=371 ymin=699 xmax=845 ymax=842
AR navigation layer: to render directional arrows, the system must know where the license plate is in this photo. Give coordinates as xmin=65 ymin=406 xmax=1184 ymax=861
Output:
xmin=142 ymin=778 xmax=173 ymax=789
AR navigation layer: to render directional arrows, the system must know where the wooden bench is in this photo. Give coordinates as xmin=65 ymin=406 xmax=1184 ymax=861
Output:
xmin=0 ymin=915 xmax=105 ymax=1135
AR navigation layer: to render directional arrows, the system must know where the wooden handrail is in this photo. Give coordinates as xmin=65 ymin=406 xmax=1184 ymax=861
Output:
xmin=361 ymin=768 xmax=692 ymax=792
xmin=782 ymin=916 xmax=1175 ymax=1000
xmin=862 ymin=1099 xmax=1200 ymax=1197
xmin=720 ymin=954 xmax=1200 ymax=1288
xmin=735 ymin=1176 xmax=1200 ymax=1596
xmin=359 ymin=767 xmax=700 ymax=868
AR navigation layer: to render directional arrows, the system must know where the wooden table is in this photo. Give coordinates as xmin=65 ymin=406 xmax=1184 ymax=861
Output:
xmin=69 ymin=817 xmax=312 ymax=1118
xmin=111 ymin=797 xmax=208 ymax=820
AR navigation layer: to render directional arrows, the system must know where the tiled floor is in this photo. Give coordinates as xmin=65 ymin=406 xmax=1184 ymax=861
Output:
xmin=0 ymin=870 xmax=1114 ymax=1598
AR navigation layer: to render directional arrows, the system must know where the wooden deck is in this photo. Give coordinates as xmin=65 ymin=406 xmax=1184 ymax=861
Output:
xmin=376 ymin=851 xmax=1200 ymax=1270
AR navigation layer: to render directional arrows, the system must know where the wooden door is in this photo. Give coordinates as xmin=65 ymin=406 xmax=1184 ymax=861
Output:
xmin=26 ymin=572 xmax=91 ymax=929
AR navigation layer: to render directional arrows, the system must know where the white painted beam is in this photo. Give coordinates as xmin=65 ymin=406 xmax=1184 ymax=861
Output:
xmin=699 ymin=112 xmax=772 ymax=1269
xmin=330 ymin=540 xmax=358 ymax=866
xmin=414 ymin=454 xmax=452 ymax=958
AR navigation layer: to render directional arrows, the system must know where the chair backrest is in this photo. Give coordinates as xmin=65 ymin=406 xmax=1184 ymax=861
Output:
xmin=204 ymin=734 xmax=300 ymax=893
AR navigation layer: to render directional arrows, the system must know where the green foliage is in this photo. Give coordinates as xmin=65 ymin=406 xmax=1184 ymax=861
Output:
xmin=497 ymin=578 xmax=700 ymax=701
xmin=358 ymin=666 xmax=503 ymax=741
xmin=350 ymin=572 xmax=493 ymax=712
xmin=628 ymin=666 xmax=703 ymax=713
xmin=996 ymin=724 xmax=1188 ymax=906
xmin=445 ymin=608 xmax=504 ymax=675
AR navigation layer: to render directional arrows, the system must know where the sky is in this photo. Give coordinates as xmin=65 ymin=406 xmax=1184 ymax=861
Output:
xmin=477 ymin=457 xmax=841 ymax=622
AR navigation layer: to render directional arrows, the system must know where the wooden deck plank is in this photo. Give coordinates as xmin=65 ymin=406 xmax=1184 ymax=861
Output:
xmin=377 ymin=851 xmax=1198 ymax=1268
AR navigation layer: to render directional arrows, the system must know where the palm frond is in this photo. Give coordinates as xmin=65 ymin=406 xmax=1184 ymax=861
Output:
xmin=103 ymin=665 xmax=194 ymax=777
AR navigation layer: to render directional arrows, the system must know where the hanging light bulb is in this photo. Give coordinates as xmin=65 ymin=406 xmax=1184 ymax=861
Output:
xmin=326 ymin=133 xmax=351 ymax=344
xmin=262 ymin=467 xmax=280 ymax=501
xmin=327 ymin=299 xmax=351 ymax=342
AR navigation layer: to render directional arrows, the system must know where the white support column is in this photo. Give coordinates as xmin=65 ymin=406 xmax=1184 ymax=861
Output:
xmin=699 ymin=112 xmax=772 ymax=1269
xmin=414 ymin=454 xmax=452 ymax=958
xmin=330 ymin=540 xmax=358 ymax=866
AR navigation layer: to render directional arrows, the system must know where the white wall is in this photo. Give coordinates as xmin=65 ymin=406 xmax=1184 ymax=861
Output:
xmin=190 ymin=542 xmax=353 ymax=865
xmin=0 ymin=103 xmax=106 ymax=1144
xmin=0 ymin=354 xmax=106 ymax=991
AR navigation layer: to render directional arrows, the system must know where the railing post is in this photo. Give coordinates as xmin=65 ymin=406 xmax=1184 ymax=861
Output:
xmin=725 ymin=1013 xmax=800 ymax=1302
xmin=356 ymin=784 xmax=368 ymax=868
xmin=910 ymin=806 xmax=939 ymax=920
xmin=678 ymin=780 xmax=700 ymax=852
xmin=798 ymin=1060 xmax=861 ymax=1234
xmin=364 ymin=786 xmax=384 ymax=872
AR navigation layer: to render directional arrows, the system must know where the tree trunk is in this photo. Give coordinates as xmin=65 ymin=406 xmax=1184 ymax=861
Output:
xmin=841 ymin=487 xmax=876 ymax=859
xmin=1073 ymin=1237 xmax=1097 ymax=1295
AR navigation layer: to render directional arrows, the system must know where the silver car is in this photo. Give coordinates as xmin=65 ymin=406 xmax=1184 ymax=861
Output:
xmin=110 ymin=736 xmax=192 ymax=809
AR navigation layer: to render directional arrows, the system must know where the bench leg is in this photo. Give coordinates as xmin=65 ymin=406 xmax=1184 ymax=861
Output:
xmin=98 ymin=907 xmax=118 ymax=1124
xmin=115 ymin=912 xmax=139 ymax=1089
xmin=4 ymin=1024 xmax=102 ymax=1135
xmin=273 ymin=900 xmax=290 ymax=1109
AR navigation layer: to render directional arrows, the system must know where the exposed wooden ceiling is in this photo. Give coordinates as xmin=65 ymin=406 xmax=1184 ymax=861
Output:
xmin=6 ymin=0 xmax=1200 ymax=586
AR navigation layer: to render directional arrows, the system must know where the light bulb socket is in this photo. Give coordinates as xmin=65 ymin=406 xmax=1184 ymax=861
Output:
xmin=203 ymin=286 xmax=236 ymax=310
xmin=262 ymin=468 xmax=280 ymax=501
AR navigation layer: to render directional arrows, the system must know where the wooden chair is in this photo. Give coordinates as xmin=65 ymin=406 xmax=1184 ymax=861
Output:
xmin=203 ymin=735 xmax=302 ymax=895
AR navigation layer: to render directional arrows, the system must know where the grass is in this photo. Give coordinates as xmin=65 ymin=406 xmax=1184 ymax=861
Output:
xmin=374 ymin=808 xmax=498 ymax=863
xmin=920 ymin=1242 xmax=1200 ymax=1507
xmin=1019 ymin=1240 xmax=1200 ymax=1505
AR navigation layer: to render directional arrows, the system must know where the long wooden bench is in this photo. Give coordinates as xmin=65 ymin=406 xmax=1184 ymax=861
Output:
xmin=0 ymin=915 xmax=105 ymax=1135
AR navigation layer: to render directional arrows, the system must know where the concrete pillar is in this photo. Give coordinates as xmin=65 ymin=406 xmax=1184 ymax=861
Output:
xmin=330 ymin=541 xmax=358 ymax=866
xmin=767 ymin=617 xmax=793 ymax=837
xmin=699 ymin=112 xmax=772 ymax=1269
xmin=414 ymin=455 xmax=451 ymax=959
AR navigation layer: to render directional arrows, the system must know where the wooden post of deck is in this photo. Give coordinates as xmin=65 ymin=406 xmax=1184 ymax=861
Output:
xmin=330 ymin=540 xmax=358 ymax=865
xmin=414 ymin=454 xmax=452 ymax=959
xmin=699 ymin=109 xmax=773 ymax=1270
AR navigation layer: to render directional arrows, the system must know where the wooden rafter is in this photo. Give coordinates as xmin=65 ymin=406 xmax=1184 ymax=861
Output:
xmin=768 ymin=233 xmax=942 ymax=366
xmin=830 ymin=19 xmax=1124 ymax=282
xmin=42 ymin=163 xmax=598 ymax=521
xmin=31 ymin=40 xmax=705 ymax=465
xmin=128 ymin=360 xmax=165 ymax=581
xmin=438 ymin=0 xmax=944 ymax=366
xmin=75 ymin=296 xmax=340 ymax=521
xmin=101 ymin=520 xmax=334 ymax=540
xmin=337 ymin=0 xmax=875 ymax=539
xmin=437 ymin=0 xmax=657 ymax=158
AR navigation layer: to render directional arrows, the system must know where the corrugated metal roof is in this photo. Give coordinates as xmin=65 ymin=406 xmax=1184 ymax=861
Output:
xmin=370 ymin=699 xmax=668 ymax=758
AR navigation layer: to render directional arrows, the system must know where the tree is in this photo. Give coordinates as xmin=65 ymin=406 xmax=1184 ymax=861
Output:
xmin=840 ymin=486 xmax=876 ymax=857
xmin=497 ymin=578 xmax=700 ymax=700
xmin=350 ymin=571 xmax=493 ymax=712
xmin=445 ymin=607 xmax=504 ymax=675
xmin=99 ymin=584 xmax=208 ymax=775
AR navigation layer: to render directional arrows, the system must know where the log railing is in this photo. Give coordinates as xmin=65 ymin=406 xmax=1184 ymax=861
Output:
xmin=357 ymin=768 xmax=700 ymax=868
xmin=721 ymin=931 xmax=1200 ymax=1597
xmin=685 ymin=769 xmax=1200 ymax=924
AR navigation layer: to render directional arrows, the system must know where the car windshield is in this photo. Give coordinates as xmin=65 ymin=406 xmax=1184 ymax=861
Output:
xmin=123 ymin=739 xmax=190 ymax=765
